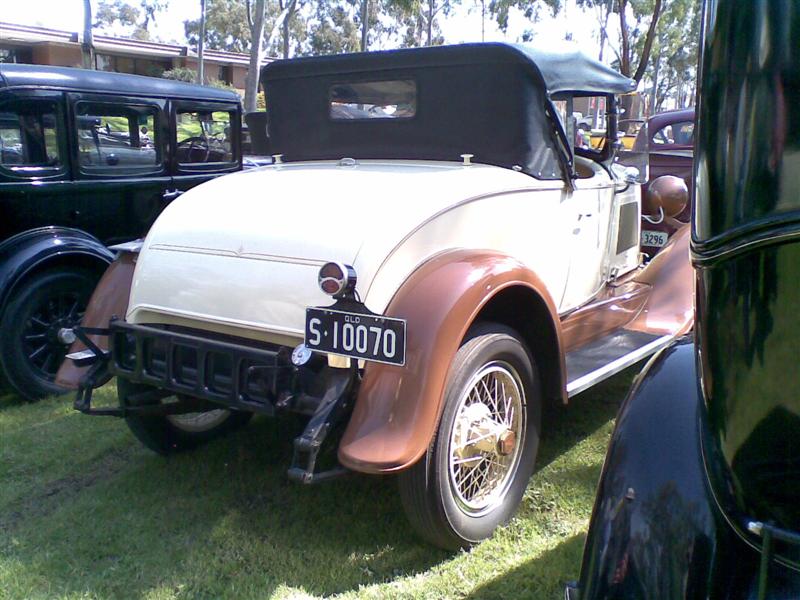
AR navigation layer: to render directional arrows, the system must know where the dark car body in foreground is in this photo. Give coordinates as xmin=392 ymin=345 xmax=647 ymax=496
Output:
xmin=0 ymin=64 xmax=241 ymax=400
xmin=569 ymin=1 xmax=800 ymax=598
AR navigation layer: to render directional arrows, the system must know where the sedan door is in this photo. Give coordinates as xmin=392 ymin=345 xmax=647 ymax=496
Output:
xmin=66 ymin=93 xmax=171 ymax=245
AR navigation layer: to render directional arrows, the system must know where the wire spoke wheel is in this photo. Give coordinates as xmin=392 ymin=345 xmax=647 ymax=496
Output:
xmin=448 ymin=361 xmax=526 ymax=516
xmin=398 ymin=324 xmax=540 ymax=549
xmin=166 ymin=409 xmax=231 ymax=433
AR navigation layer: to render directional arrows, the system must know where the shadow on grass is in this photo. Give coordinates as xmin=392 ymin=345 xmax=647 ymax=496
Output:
xmin=0 ymin=390 xmax=24 ymax=410
xmin=537 ymin=364 xmax=639 ymax=470
xmin=1 ymin=366 xmax=638 ymax=598
xmin=464 ymin=534 xmax=586 ymax=599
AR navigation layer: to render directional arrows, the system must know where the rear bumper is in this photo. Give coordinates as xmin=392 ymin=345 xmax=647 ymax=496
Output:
xmin=72 ymin=319 xmax=358 ymax=483
xmin=107 ymin=320 xmax=289 ymax=415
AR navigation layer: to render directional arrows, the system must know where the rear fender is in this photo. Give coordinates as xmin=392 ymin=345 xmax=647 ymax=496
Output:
xmin=338 ymin=249 xmax=563 ymax=474
xmin=0 ymin=227 xmax=114 ymax=315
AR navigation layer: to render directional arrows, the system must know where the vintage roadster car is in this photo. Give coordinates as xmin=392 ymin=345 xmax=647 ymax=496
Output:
xmin=59 ymin=43 xmax=693 ymax=549
xmin=567 ymin=1 xmax=800 ymax=597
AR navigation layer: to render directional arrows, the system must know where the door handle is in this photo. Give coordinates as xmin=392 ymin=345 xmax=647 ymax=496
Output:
xmin=162 ymin=189 xmax=184 ymax=201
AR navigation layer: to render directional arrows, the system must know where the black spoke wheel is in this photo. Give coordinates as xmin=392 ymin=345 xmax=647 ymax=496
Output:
xmin=0 ymin=268 xmax=96 ymax=401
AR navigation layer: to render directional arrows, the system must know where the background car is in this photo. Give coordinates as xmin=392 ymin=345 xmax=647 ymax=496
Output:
xmin=0 ymin=64 xmax=242 ymax=400
xmin=625 ymin=107 xmax=695 ymax=256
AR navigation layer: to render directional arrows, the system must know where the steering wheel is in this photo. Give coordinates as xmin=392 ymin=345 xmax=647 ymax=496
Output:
xmin=177 ymin=136 xmax=210 ymax=162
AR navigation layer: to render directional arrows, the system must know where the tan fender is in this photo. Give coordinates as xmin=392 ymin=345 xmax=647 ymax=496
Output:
xmin=337 ymin=249 xmax=563 ymax=474
xmin=54 ymin=253 xmax=135 ymax=389
xmin=629 ymin=223 xmax=694 ymax=336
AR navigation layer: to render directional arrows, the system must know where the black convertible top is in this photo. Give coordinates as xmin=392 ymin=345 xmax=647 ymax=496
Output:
xmin=262 ymin=43 xmax=633 ymax=179
xmin=264 ymin=43 xmax=635 ymax=98
xmin=0 ymin=63 xmax=240 ymax=103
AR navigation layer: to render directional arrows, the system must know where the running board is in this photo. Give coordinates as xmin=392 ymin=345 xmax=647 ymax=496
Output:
xmin=565 ymin=330 xmax=676 ymax=397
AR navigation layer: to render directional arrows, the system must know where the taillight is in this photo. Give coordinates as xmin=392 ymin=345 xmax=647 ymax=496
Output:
xmin=318 ymin=262 xmax=357 ymax=299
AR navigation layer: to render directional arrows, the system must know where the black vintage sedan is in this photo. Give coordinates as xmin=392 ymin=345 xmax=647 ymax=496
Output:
xmin=568 ymin=0 xmax=800 ymax=598
xmin=0 ymin=65 xmax=242 ymax=400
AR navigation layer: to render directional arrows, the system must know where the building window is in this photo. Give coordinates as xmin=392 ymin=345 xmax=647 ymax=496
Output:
xmin=95 ymin=54 xmax=171 ymax=78
xmin=0 ymin=46 xmax=33 ymax=64
xmin=217 ymin=65 xmax=232 ymax=85
xmin=95 ymin=53 xmax=114 ymax=71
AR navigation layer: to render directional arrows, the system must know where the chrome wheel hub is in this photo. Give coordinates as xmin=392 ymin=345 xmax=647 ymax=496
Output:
xmin=448 ymin=361 xmax=526 ymax=515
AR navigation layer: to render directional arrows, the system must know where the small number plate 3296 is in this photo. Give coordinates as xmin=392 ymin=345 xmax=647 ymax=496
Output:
xmin=641 ymin=229 xmax=669 ymax=248
xmin=305 ymin=307 xmax=406 ymax=366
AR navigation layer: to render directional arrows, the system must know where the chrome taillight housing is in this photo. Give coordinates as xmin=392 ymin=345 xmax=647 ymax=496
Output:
xmin=318 ymin=262 xmax=357 ymax=299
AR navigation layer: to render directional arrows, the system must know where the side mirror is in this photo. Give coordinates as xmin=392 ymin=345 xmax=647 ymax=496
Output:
xmin=644 ymin=175 xmax=689 ymax=221
xmin=106 ymin=153 xmax=119 ymax=166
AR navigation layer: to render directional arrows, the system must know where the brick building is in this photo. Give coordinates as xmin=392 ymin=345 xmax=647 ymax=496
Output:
xmin=0 ymin=21 xmax=272 ymax=91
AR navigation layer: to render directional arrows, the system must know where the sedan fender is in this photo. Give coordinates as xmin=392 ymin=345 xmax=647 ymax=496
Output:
xmin=338 ymin=249 xmax=564 ymax=474
xmin=0 ymin=227 xmax=114 ymax=315
xmin=575 ymin=339 xmax=722 ymax=599
xmin=54 ymin=251 xmax=136 ymax=390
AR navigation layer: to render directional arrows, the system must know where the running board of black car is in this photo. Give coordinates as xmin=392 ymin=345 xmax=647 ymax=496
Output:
xmin=565 ymin=330 xmax=677 ymax=397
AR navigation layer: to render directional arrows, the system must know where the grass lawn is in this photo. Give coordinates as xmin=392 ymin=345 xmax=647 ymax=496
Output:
xmin=0 ymin=368 xmax=639 ymax=600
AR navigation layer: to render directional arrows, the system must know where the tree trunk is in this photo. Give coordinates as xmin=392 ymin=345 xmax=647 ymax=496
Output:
xmin=426 ymin=0 xmax=433 ymax=46
xmin=197 ymin=0 xmax=206 ymax=84
xmin=619 ymin=0 xmax=631 ymax=76
xmin=632 ymin=0 xmax=663 ymax=83
xmin=361 ymin=0 xmax=369 ymax=51
xmin=82 ymin=0 xmax=94 ymax=70
xmin=649 ymin=50 xmax=661 ymax=116
xmin=244 ymin=0 xmax=266 ymax=113
xmin=282 ymin=0 xmax=297 ymax=59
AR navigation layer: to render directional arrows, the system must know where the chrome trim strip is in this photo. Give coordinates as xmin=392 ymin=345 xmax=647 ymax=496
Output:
xmin=566 ymin=333 xmax=675 ymax=397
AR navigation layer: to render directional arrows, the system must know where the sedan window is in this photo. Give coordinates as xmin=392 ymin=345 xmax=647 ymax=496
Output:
xmin=0 ymin=102 xmax=62 ymax=170
xmin=652 ymin=120 xmax=694 ymax=147
xmin=76 ymin=102 xmax=161 ymax=174
xmin=176 ymin=110 xmax=234 ymax=164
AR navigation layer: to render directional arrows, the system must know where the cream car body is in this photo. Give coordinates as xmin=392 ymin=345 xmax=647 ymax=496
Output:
xmin=129 ymin=157 xmax=632 ymax=344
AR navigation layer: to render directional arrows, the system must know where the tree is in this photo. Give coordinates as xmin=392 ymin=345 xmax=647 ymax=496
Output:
xmin=644 ymin=0 xmax=700 ymax=112
xmin=575 ymin=0 xmax=662 ymax=86
xmin=390 ymin=0 xmax=460 ymax=46
xmin=304 ymin=2 xmax=361 ymax=55
xmin=185 ymin=0 xmax=254 ymax=53
xmin=244 ymin=0 xmax=266 ymax=112
xmin=488 ymin=0 xmax=559 ymax=40
xmin=94 ymin=0 xmax=166 ymax=40
xmin=617 ymin=0 xmax=663 ymax=85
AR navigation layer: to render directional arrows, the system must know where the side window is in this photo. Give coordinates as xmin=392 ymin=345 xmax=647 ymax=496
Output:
xmin=75 ymin=102 xmax=160 ymax=174
xmin=652 ymin=121 xmax=693 ymax=147
xmin=0 ymin=101 xmax=62 ymax=172
xmin=176 ymin=110 xmax=234 ymax=164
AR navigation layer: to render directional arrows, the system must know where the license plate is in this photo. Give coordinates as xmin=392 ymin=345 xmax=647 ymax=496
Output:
xmin=641 ymin=230 xmax=669 ymax=247
xmin=305 ymin=307 xmax=406 ymax=366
